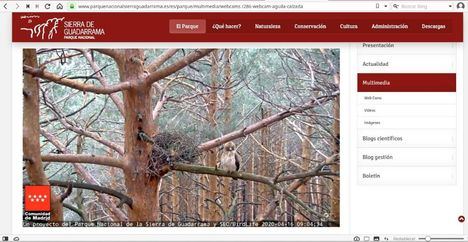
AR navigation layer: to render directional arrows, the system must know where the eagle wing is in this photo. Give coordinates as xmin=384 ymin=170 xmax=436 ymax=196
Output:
xmin=235 ymin=152 xmax=241 ymax=171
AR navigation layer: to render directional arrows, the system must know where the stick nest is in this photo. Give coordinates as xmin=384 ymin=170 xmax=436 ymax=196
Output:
xmin=147 ymin=132 xmax=201 ymax=178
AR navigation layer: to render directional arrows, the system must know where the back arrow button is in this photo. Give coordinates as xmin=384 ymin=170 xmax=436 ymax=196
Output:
xmin=3 ymin=3 xmax=7 ymax=10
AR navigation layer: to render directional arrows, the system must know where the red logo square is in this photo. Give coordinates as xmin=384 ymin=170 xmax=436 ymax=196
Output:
xmin=24 ymin=186 xmax=51 ymax=212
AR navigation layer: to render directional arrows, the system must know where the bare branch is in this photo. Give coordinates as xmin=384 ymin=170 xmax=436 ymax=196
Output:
xmin=171 ymin=162 xmax=272 ymax=184
xmin=169 ymin=162 xmax=332 ymax=220
xmin=146 ymin=49 xmax=179 ymax=72
xmin=63 ymin=203 xmax=86 ymax=221
xmin=40 ymin=91 xmax=124 ymax=155
xmin=24 ymin=180 xmax=133 ymax=209
xmin=93 ymin=49 xmax=123 ymax=61
xmin=23 ymin=65 xmax=131 ymax=94
xmin=40 ymin=97 xmax=96 ymax=125
xmin=61 ymin=122 xmax=123 ymax=155
xmin=145 ymin=49 xmax=214 ymax=85
xmin=258 ymin=154 xmax=339 ymax=222
xmin=41 ymin=154 xmax=125 ymax=169
xmin=152 ymin=95 xmax=168 ymax=120
xmin=39 ymin=52 xmax=83 ymax=68
xmin=274 ymin=155 xmax=340 ymax=183
xmin=198 ymin=91 xmax=339 ymax=150
xmin=80 ymin=49 xmax=125 ymax=115
xmin=59 ymin=182 xmax=73 ymax=202
xmin=40 ymin=128 xmax=128 ymax=221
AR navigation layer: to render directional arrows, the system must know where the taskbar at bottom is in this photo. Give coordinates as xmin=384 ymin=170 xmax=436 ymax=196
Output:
xmin=2 ymin=234 xmax=468 ymax=242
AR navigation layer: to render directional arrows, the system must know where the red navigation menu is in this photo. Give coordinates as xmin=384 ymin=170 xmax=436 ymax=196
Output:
xmin=358 ymin=73 xmax=456 ymax=92
xmin=169 ymin=19 xmax=207 ymax=34
xmin=12 ymin=12 xmax=463 ymax=42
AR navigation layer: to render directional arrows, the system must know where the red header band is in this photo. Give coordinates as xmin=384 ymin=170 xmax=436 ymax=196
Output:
xmin=12 ymin=12 xmax=463 ymax=42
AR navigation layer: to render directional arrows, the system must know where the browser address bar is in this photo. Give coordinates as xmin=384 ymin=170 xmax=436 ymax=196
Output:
xmin=75 ymin=2 xmax=303 ymax=11
xmin=71 ymin=1 xmax=377 ymax=12
xmin=3 ymin=1 xmax=459 ymax=12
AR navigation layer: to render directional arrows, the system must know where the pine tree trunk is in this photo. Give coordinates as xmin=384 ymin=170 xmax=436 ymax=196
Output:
xmin=172 ymin=172 xmax=180 ymax=221
xmin=258 ymin=108 xmax=273 ymax=218
xmin=23 ymin=49 xmax=63 ymax=221
xmin=75 ymin=136 xmax=89 ymax=220
xmin=120 ymin=49 xmax=160 ymax=221
xmin=199 ymin=175 xmax=207 ymax=220
xmin=206 ymin=50 xmax=220 ymax=222
xmin=295 ymin=124 xmax=313 ymax=221
xmin=222 ymin=49 xmax=233 ymax=218
xmin=330 ymin=95 xmax=340 ymax=225
xmin=248 ymin=138 xmax=255 ymax=221
xmin=274 ymin=121 xmax=284 ymax=220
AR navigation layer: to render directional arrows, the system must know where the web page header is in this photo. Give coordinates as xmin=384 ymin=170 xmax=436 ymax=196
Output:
xmin=12 ymin=12 xmax=463 ymax=42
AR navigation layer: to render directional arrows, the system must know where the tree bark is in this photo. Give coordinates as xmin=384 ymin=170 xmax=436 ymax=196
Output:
xmin=23 ymin=49 xmax=63 ymax=221
xmin=295 ymin=124 xmax=313 ymax=221
xmin=171 ymin=172 xmax=180 ymax=221
xmin=222 ymin=49 xmax=233 ymax=219
xmin=206 ymin=50 xmax=220 ymax=222
xmin=321 ymin=48 xmax=340 ymax=226
xmin=258 ymin=108 xmax=273 ymax=218
xmin=330 ymin=95 xmax=340 ymax=225
xmin=119 ymin=49 xmax=160 ymax=221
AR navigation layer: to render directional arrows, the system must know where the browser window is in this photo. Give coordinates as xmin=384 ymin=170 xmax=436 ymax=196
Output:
xmin=0 ymin=1 xmax=467 ymax=242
